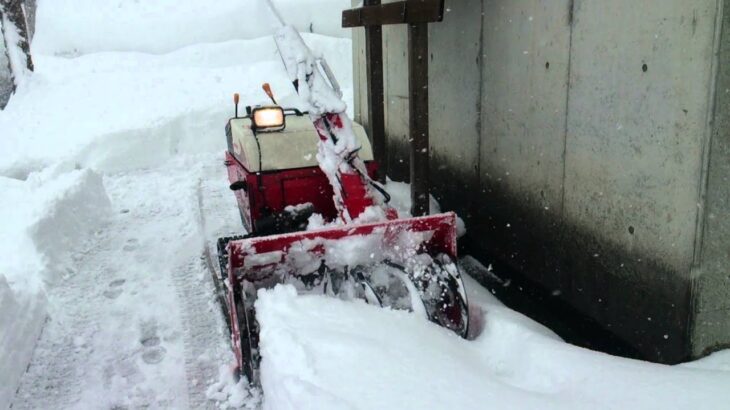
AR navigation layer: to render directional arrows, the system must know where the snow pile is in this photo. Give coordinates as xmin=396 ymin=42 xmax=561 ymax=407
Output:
xmin=0 ymin=33 xmax=353 ymax=177
xmin=255 ymin=282 xmax=730 ymax=409
xmin=683 ymin=350 xmax=730 ymax=371
xmin=0 ymin=166 xmax=111 ymax=406
xmin=0 ymin=278 xmax=45 ymax=409
xmin=29 ymin=166 xmax=112 ymax=283
xmin=206 ymin=364 xmax=262 ymax=409
xmin=33 ymin=0 xmax=353 ymax=56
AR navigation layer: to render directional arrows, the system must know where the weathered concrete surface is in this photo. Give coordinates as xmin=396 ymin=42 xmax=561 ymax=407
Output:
xmin=692 ymin=0 xmax=730 ymax=357
xmin=382 ymin=21 xmax=411 ymax=179
xmin=480 ymin=0 xmax=570 ymax=217
xmin=565 ymin=0 xmax=715 ymax=274
xmin=561 ymin=0 xmax=721 ymax=362
xmin=351 ymin=0 xmax=729 ymax=362
xmin=475 ymin=0 xmax=572 ymax=296
xmin=427 ymin=0 xmax=482 ymax=221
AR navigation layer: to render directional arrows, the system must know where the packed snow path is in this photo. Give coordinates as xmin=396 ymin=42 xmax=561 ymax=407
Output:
xmin=11 ymin=157 xmax=250 ymax=409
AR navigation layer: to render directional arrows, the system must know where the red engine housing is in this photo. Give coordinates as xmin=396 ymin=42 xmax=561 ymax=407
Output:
xmin=224 ymin=151 xmax=379 ymax=233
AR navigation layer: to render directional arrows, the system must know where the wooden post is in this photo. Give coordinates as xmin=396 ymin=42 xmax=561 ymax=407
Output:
xmin=408 ymin=20 xmax=429 ymax=216
xmin=364 ymin=0 xmax=386 ymax=184
xmin=342 ymin=0 xmax=444 ymax=215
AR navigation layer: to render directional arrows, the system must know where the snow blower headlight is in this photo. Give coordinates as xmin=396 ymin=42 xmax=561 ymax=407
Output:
xmin=252 ymin=106 xmax=285 ymax=132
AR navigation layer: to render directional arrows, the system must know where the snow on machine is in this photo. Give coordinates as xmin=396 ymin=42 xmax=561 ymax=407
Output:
xmin=215 ymin=25 xmax=469 ymax=385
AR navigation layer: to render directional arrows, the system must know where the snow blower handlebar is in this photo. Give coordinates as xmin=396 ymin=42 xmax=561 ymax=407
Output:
xmin=318 ymin=58 xmax=342 ymax=99
xmin=273 ymin=25 xmax=388 ymax=223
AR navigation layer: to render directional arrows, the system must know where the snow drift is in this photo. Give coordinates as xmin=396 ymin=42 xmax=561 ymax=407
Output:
xmin=33 ymin=0 xmax=353 ymax=56
xmin=0 ymin=34 xmax=353 ymax=178
xmin=255 ymin=281 xmax=730 ymax=410
xmin=0 ymin=167 xmax=111 ymax=406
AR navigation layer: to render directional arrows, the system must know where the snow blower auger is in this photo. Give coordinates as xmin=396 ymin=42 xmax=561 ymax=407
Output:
xmin=216 ymin=25 xmax=469 ymax=385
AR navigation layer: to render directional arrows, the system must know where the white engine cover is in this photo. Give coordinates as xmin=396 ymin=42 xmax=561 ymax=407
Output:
xmin=229 ymin=115 xmax=374 ymax=172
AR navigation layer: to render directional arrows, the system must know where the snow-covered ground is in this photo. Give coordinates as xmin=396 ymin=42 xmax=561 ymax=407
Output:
xmin=257 ymin=277 xmax=730 ymax=409
xmin=10 ymin=157 xmax=245 ymax=409
xmin=1 ymin=1 xmax=352 ymax=408
xmin=2 ymin=1 xmax=730 ymax=409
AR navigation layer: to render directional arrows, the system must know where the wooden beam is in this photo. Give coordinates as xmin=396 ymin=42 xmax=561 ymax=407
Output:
xmin=342 ymin=0 xmax=444 ymax=28
xmin=364 ymin=0 xmax=386 ymax=184
xmin=408 ymin=21 xmax=429 ymax=216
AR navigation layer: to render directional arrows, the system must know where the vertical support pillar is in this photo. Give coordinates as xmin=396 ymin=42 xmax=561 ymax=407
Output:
xmin=408 ymin=21 xmax=429 ymax=216
xmin=364 ymin=0 xmax=386 ymax=184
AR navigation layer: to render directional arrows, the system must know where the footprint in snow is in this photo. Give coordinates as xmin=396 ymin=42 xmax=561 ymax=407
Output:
xmin=103 ymin=279 xmax=126 ymax=299
xmin=142 ymin=346 xmax=167 ymax=364
xmin=141 ymin=335 xmax=160 ymax=347
xmin=122 ymin=238 xmax=139 ymax=252
xmin=139 ymin=320 xmax=166 ymax=364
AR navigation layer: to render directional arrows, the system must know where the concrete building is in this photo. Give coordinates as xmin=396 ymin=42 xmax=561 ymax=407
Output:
xmin=350 ymin=0 xmax=730 ymax=363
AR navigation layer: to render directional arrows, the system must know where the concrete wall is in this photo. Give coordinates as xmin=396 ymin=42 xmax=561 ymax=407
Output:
xmin=352 ymin=0 xmax=729 ymax=363
xmin=693 ymin=0 xmax=730 ymax=357
xmin=563 ymin=0 xmax=720 ymax=362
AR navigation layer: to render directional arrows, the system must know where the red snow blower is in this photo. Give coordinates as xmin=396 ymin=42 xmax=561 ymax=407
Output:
xmin=215 ymin=25 xmax=469 ymax=385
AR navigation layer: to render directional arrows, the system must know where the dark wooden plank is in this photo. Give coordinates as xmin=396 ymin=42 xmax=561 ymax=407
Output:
xmin=342 ymin=0 xmax=444 ymax=28
xmin=364 ymin=0 xmax=386 ymax=183
xmin=408 ymin=21 xmax=429 ymax=216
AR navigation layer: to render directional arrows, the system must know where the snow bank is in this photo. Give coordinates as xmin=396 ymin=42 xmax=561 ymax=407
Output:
xmin=33 ymin=0 xmax=353 ymax=56
xmin=681 ymin=350 xmax=730 ymax=372
xmin=28 ymin=166 xmax=112 ymax=283
xmin=0 ymin=277 xmax=45 ymax=410
xmin=0 ymin=34 xmax=353 ymax=176
xmin=256 ymin=283 xmax=730 ymax=410
xmin=0 ymin=167 xmax=111 ymax=407
xmin=206 ymin=364 xmax=262 ymax=409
